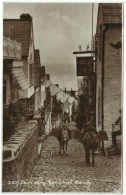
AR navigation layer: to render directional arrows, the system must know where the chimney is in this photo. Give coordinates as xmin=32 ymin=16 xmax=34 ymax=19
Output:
xmin=64 ymin=87 xmax=66 ymax=93
xmin=46 ymin=74 xmax=50 ymax=80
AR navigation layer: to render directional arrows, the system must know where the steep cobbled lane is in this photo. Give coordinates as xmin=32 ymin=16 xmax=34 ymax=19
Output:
xmin=20 ymin=136 xmax=122 ymax=192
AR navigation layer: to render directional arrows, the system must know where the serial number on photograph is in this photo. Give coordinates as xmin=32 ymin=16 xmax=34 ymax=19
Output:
xmin=8 ymin=179 xmax=91 ymax=187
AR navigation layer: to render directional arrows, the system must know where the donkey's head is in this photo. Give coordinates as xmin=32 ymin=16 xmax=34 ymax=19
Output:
xmin=61 ymin=129 xmax=69 ymax=142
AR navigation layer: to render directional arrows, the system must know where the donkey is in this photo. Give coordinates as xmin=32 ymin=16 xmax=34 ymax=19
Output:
xmin=57 ymin=128 xmax=70 ymax=155
xmin=82 ymin=126 xmax=99 ymax=166
xmin=50 ymin=125 xmax=71 ymax=155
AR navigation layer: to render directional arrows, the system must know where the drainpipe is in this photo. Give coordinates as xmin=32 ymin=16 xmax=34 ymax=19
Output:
xmin=101 ymin=24 xmax=106 ymax=153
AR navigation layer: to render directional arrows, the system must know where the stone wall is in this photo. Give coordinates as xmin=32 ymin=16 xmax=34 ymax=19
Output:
xmin=96 ymin=25 xmax=122 ymax=147
xmin=2 ymin=120 xmax=38 ymax=192
xmin=104 ymin=26 xmax=122 ymax=143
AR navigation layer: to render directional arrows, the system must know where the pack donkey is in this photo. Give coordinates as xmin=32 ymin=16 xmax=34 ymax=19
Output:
xmin=71 ymin=126 xmax=108 ymax=166
xmin=82 ymin=126 xmax=99 ymax=166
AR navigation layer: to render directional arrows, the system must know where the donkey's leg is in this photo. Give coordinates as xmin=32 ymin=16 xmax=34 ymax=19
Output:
xmin=63 ymin=142 xmax=65 ymax=154
xmin=88 ymin=150 xmax=90 ymax=165
xmin=63 ymin=142 xmax=66 ymax=154
xmin=65 ymin=142 xmax=68 ymax=156
xmin=85 ymin=149 xmax=90 ymax=165
xmin=92 ymin=150 xmax=95 ymax=166
xmin=85 ymin=149 xmax=87 ymax=164
xmin=59 ymin=142 xmax=62 ymax=155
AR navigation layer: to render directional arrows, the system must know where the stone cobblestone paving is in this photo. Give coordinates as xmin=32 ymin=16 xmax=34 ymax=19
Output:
xmin=9 ymin=136 xmax=122 ymax=192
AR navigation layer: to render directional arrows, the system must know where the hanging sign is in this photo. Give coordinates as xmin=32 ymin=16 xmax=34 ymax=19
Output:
xmin=76 ymin=57 xmax=93 ymax=76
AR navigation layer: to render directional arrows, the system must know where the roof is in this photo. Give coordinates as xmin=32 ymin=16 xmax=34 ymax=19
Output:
xmin=57 ymin=90 xmax=70 ymax=103
xmin=50 ymin=84 xmax=61 ymax=97
xmin=3 ymin=19 xmax=32 ymax=56
xmin=11 ymin=67 xmax=29 ymax=90
xmin=68 ymin=96 xmax=76 ymax=104
xmin=44 ymin=80 xmax=62 ymax=96
xmin=99 ymin=3 xmax=122 ymax=24
xmin=44 ymin=80 xmax=52 ymax=88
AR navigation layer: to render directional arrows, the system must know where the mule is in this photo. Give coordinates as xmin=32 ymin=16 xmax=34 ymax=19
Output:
xmin=82 ymin=126 xmax=99 ymax=166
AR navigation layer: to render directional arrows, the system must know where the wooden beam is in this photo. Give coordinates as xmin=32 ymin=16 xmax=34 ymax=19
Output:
xmin=73 ymin=50 xmax=94 ymax=54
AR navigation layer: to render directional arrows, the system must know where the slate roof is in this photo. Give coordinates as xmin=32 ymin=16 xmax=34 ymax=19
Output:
xmin=3 ymin=19 xmax=32 ymax=56
xmin=44 ymin=80 xmax=52 ymax=88
xmin=57 ymin=90 xmax=70 ymax=103
xmin=68 ymin=96 xmax=76 ymax=104
xmin=50 ymin=84 xmax=61 ymax=97
xmin=100 ymin=3 xmax=122 ymax=24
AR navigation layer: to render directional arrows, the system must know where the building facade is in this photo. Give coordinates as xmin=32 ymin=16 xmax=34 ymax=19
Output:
xmin=3 ymin=14 xmax=47 ymax=140
xmin=3 ymin=14 xmax=46 ymax=110
xmin=77 ymin=68 xmax=96 ymax=127
xmin=95 ymin=3 xmax=122 ymax=145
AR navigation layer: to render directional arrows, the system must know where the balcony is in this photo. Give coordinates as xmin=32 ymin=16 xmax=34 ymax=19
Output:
xmin=3 ymin=37 xmax=22 ymax=60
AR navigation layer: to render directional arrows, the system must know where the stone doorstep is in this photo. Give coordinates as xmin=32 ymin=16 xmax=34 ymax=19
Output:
xmin=10 ymin=134 xmax=28 ymax=140
xmin=16 ymin=128 xmax=31 ymax=133
xmin=9 ymin=138 xmax=26 ymax=142
xmin=16 ymin=133 xmax=29 ymax=139
xmin=19 ymin=127 xmax=34 ymax=132
xmin=24 ymin=123 xmax=37 ymax=128
xmin=16 ymin=130 xmax=36 ymax=141
xmin=5 ymin=140 xmax=23 ymax=145
xmin=3 ymin=144 xmax=21 ymax=154
xmin=16 ymin=131 xmax=32 ymax=137
xmin=20 ymin=127 xmax=34 ymax=133
xmin=16 ymin=132 xmax=29 ymax=136
xmin=3 ymin=139 xmax=26 ymax=160
xmin=28 ymin=120 xmax=38 ymax=124
xmin=11 ymin=135 xmax=28 ymax=140
xmin=14 ymin=133 xmax=29 ymax=138
xmin=10 ymin=136 xmax=27 ymax=143
xmin=3 ymin=146 xmax=19 ymax=160
xmin=9 ymin=137 xmax=23 ymax=143
xmin=18 ymin=128 xmax=35 ymax=135
xmin=16 ymin=125 xmax=37 ymax=135
xmin=5 ymin=141 xmax=24 ymax=149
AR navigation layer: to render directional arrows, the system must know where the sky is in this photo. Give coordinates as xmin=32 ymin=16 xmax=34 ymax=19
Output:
xmin=3 ymin=2 xmax=98 ymax=90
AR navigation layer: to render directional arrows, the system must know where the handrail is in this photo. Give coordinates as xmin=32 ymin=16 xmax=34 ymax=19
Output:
xmin=3 ymin=37 xmax=22 ymax=60
xmin=3 ymin=37 xmax=21 ymax=46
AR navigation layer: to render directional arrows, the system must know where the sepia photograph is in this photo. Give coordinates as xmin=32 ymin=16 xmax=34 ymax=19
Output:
xmin=2 ymin=0 xmax=123 ymax=193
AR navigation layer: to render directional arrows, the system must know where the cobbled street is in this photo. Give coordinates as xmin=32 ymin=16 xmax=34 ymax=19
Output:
xmin=19 ymin=136 xmax=122 ymax=193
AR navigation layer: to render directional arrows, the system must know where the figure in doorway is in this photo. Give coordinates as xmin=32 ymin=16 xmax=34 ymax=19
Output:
xmin=112 ymin=109 xmax=122 ymax=147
